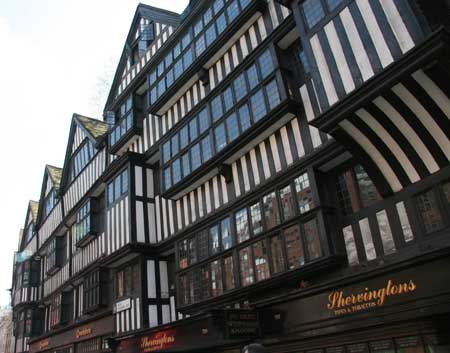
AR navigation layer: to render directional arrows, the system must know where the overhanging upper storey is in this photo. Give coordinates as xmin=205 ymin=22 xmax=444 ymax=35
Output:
xmin=104 ymin=4 xmax=181 ymax=115
xmin=287 ymin=0 xmax=450 ymax=196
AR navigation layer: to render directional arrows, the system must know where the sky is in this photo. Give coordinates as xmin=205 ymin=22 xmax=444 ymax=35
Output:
xmin=0 ymin=0 xmax=187 ymax=306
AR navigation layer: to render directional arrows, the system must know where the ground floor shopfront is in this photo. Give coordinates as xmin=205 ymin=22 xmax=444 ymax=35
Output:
xmin=115 ymin=253 xmax=450 ymax=353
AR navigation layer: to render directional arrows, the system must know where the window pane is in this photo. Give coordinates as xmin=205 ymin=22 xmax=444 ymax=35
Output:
xmin=205 ymin=24 xmax=217 ymax=46
xmin=279 ymin=185 xmax=296 ymax=221
xmin=284 ymin=224 xmax=305 ymax=269
xmin=179 ymin=274 xmax=189 ymax=305
xmin=180 ymin=126 xmax=189 ymax=149
xmin=213 ymin=0 xmax=224 ymax=14
xmin=221 ymin=217 xmax=233 ymax=250
xmin=191 ymin=143 xmax=201 ymax=170
xmin=303 ymin=0 xmax=325 ymax=28
xmin=336 ymin=169 xmax=359 ymax=215
xmin=172 ymin=159 xmax=181 ymax=184
xmin=359 ymin=217 xmax=377 ymax=261
xmin=198 ymin=230 xmax=209 ymax=260
xmin=235 ymin=208 xmax=250 ymax=243
xmin=224 ymin=255 xmax=235 ymax=290
xmin=294 ymin=172 xmax=314 ymax=213
xmin=210 ymin=260 xmax=223 ymax=297
xmin=238 ymin=104 xmax=251 ymax=132
xmin=201 ymin=136 xmax=213 ymax=162
xmin=189 ymin=117 xmax=198 ymax=142
xmin=270 ymin=235 xmax=285 ymax=274
xmin=171 ymin=134 xmax=179 ymax=157
xmin=303 ymin=218 xmax=322 ymax=260
xmin=263 ymin=192 xmax=281 ymax=229
xmin=250 ymin=202 xmax=263 ymax=235
xmin=201 ymin=266 xmax=210 ymax=300
xmin=223 ymin=87 xmax=234 ymax=112
xmin=250 ymin=89 xmax=267 ymax=122
xmin=265 ymin=80 xmax=281 ymax=110
xmin=188 ymin=237 xmax=197 ymax=265
xmin=182 ymin=153 xmax=191 ymax=178
xmin=253 ymin=241 xmax=270 ymax=282
xmin=247 ymin=64 xmax=259 ymax=89
xmin=227 ymin=1 xmax=239 ymax=21
xmin=164 ymin=167 xmax=171 ymax=190
xmin=214 ymin=123 xmax=227 ymax=152
xmin=195 ymin=35 xmax=206 ymax=55
xmin=163 ymin=141 xmax=171 ymax=163
xmin=354 ymin=165 xmax=381 ymax=208
xmin=239 ymin=246 xmax=254 ymax=287
xmin=114 ymin=176 xmax=121 ymax=200
xmin=376 ymin=210 xmax=396 ymax=255
xmin=198 ymin=107 xmax=210 ymax=133
xmin=210 ymin=225 xmax=220 ymax=254
xmin=233 ymin=73 xmax=248 ymax=101
xmin=259 ymin=50 xmax=274 ymax=79
xmin=216 ymin=13 xmax=227 ymax=34
xmin=211 ymin=96 xmax=223 ymax=122
xmin=416 ymin=190 xmax=444 ymax=234
xmin=226 ymin=113 xmax=239 ymax=142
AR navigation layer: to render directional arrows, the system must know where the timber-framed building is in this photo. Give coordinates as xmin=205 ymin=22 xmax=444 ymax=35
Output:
xmin=10 ymin=1 xmax=450 ymax=353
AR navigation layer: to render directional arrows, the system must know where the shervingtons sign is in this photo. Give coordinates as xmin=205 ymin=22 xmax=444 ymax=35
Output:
xmin=327 ymin=279 xmax=417 ymax=316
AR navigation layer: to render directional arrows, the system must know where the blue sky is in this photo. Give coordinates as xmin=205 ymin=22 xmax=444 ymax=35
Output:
xmin=0 ymin=0 xmax=187 ymax=306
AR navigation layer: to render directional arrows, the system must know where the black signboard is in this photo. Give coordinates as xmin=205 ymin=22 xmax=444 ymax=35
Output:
xmin=396 ymin=337 xmax=421 ymax=349
xmin=224 ymin=310 xmax=260 ymax=339
xmin=326 ymin=346 xmax=345 ymax=353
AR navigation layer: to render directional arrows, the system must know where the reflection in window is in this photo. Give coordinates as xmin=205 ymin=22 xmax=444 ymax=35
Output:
xmin=396 ymin=202 xmax=414 ymax=242
xmin=284 ymin=225 xmax=305 ymax=269
xmin=214 ymin=123 xmax=227 ymax=152
xmin=266 ymin=80 xmax=281 ymax=110
xmin=250 ymin=202 xmax=263 ymax=235
xmin=191 ymin=143 xmax=201 ymax=170
xmin=250 ymin=89 xmax=267 ymax=122
xmin=210 ymin=225 xmax=220 ymax=254
xmin=179 ymin=274 xmax=189 ymax=305
xmin=188 ymin=237 xmax=197 ymax=265
xmin=201 ymin=266 xmax=210 ymax=300
xmin=238 ymin=104 xmax=251 ymax=131
xmin=354 ymin=165 xmax=381 ymax=208
xmin=179 ymin=240 xmax=188 ymax=269
xmin=343 ymin=225 xmax=359 ymax=266
xmin=226 ymin=113 xmax=239 ymax=142
xmin=224 ymin=256 xmax=235 ymax=290
xmin=253 ymin=241 xmax=270 ymax=281
xmin=359 ymin=218 xmax=377 ymax=261
xmin=211 ymin=260 xmax=223 ymax=297
xmin=236 ymin=208 xmax=250 ymax=243
xmin=303 ymin=218 xmax=322 ymax=260
xmin=376 ymin=210 xmax=396 ymax=255
xmin=259 ymin=50 xmax=274 ymax=79
xmin=234 ymin=73 xmax=248 ymax=101
xmin=263 ymin=192 xmax=281 ymax=229
xmin=416 ymin=190 xmax=444 ymax=234
xmin=221 ymin=217 xmax=233 ymax=250
xmin=270 ymin=235 xmax=285 ymax=274
xmin=294 ymin=173 xmax=314 ymax=213
xmin=279 ymin=185 xmax=295 ymax=221
xmin=239 ymin=246 xmax=254 ymax=286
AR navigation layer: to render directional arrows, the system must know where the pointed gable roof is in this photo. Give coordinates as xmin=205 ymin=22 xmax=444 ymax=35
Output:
xmin=59 ymin=114 xmax=108 ymax=193
xmin=19 ymin=200 xmax=39 ymax=251
xmin=36 ymin=165 xmax=62 ymax=225
xmin=104 ymin=3 xmax=180 ymax=115
xmin=29 ymin=200 xmax=39 ymax=224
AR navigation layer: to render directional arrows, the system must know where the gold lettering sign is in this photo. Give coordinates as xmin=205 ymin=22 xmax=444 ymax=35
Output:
xmin=327 ymin=280 xmax=417 ymax=316
xmin=39 ymin=339 xmax=49 ymax=350
xmin=140 ymin=330 xmax=176 ymax=352
xmin=76 ymin=327 xmax=93 ymax=338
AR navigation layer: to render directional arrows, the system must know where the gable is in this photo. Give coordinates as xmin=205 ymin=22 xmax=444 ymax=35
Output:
xmin=72 ymin=125 xmax=89 ymax=154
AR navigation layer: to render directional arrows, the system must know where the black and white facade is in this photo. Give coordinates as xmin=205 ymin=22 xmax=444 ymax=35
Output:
xmin=10 ymin=1 xmax=450 ymax=353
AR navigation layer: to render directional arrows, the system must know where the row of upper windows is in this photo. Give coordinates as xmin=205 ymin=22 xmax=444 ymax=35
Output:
xmin=161 ymin=49 xmax=275 ymax=166
xmin=163 ymin=77 xmax=281 ymax=191
xmin=177 ymin=171 xmax=314 ymax=270
xmin=178 ymin=216 xmax=323 ymax=306
xmin=148 ymin=0 xmax=252 ymax=105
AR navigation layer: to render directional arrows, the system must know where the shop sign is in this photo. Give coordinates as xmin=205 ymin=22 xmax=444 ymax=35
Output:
xmin=76 ymin=326 xmax=93 ymax=338
xmin=39 ymin=339 xmax=49 ymax=350
xmin=115 ymin=298 xmax=131 ymax=313
xmin=225 ymin=310 xmax=260 ymax=338
xmin=327 ymin=279 xmax=417 ymax=316
xmin=140 ymin=329 xmax=176 ymax=352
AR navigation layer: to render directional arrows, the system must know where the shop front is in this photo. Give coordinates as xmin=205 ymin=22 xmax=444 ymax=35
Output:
xmin=29 ymin=315 xmax=114 ymax=353
xmin=259 ymin=255 xmax=450 ymax=353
